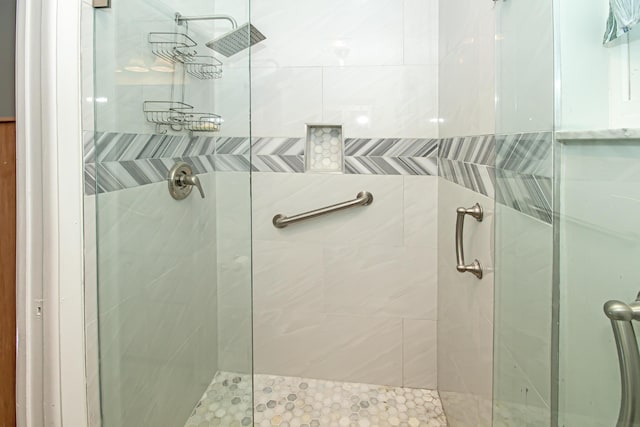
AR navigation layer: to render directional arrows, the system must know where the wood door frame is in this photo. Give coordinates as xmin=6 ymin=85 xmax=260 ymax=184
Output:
xmin=15 ymin=0 xmax=88 ymax=426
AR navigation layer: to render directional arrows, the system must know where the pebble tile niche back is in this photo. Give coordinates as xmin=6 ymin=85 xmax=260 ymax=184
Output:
xmin=305 ymin=125 xmax=344 ymax=173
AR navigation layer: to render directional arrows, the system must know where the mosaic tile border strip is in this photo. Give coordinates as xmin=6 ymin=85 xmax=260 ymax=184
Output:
xmin=438 ymin=158 xmax=496 ymax=199
xmin=496 ymin=132 xmax=553 ymax=177
xmin=251 ymin=137 xmax=440 ymax=175
xmin=85 ymin=155 xmax=216 ymax=195
xmin=84 ymin=131 xmax=552 ymax=224
xmin=437 ymin=131 xmax=553 ymax=224
xmin=495 ymin=169 xmax=553 ymax=224
xmin=438 ymin=135 xmax=496 ymax=166
xmin=84 ymin=135 xmax=442 ymax=195
xmin=184 ymin=371 xmax=448 ymax=427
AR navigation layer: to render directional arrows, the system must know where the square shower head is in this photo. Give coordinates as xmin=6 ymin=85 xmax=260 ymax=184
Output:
xmin=206 ymin=23 xmax=266 ymax=57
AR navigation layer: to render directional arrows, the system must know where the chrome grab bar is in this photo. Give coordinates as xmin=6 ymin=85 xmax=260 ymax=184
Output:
xmin=273 ymin=191 xmax=373 ymax=229
xmin=455 ymin=203 xmax=483 ymax=279
xmin=604 ymin=295 xmax=640 ymax=427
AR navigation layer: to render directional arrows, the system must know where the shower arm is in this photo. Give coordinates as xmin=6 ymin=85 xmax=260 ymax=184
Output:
xmin=175 ymin=13 xmax=238 ymax=30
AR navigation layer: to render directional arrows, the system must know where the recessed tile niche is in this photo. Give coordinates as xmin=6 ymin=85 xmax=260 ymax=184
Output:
xmin=305 ymin=124 xmax=344 ymax=173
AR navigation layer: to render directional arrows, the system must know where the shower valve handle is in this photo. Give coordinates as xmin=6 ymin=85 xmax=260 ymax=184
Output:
xmin=179 ymin=174 xmax=205 ymax=199
xmin=168 ymin=162 xmax=205 ymax=200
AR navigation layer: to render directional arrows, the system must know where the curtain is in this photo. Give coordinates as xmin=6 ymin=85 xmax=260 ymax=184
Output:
xmin=604 ymin=0 xmax=640 ymax=45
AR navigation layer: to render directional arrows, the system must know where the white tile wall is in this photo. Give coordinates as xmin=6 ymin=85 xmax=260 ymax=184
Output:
xmin=215 ymin=172 xmax=253 ymax=374
xmin=558 ymin=141 xmax=640 ymax=426
xmin=557 ymin=0 xmax=640 ymax=131
xmin=93 ymin=0 xmax=229 ymax=135
xmin=438 ymin=0 xmax=495 ymax=138
xmin=495 ymin=0 xmax=554 ymax=134
xmin=248 ymin=0 xmax=439 ymax=139
xmin=493 ymin=204 xmax=552 ymax=425
xmin=252 ymin=172 xmax=438 ymax=388
xmin=95 ymin=173 xmax=220 ymax=426
xmin=437 ymin=178 xmax=494 ymax=427
xmin=323 ymin=65 xmax=439 ymax=138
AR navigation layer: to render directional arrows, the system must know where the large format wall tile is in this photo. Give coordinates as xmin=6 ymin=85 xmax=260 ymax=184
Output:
xmin=323 ymin=244 xmax=437 ymax=319
xmin=437 ymin=178 xmax=494 ymax=427
xmin=252 ymin=173 xmax=439 ymax=388
xmin=403 ymin=319 xmax=438 ymax=389
xmin=96 ymin=173 xmax=219 ymax=427
xmin=215 ymin=173 xmax=253 ymax=374
xmin=323 ymin=65 xmax=439 ymax=138
xmin=493 ymin=204 xmax=552 ymax=424
xmin=254 ymin=311 xmax=404 ymax=386
xmin=439 ymin=0 xmax=495 ymax=138
xmin=252 ymin=173 xmax=404 ymax=246
xmin=250 ymin=67 xmax=323 ymax=138
xmin=251 ymin=0 xmax=404 ymax=68
xmin=495 ymin=0 xmax=554 ymax=134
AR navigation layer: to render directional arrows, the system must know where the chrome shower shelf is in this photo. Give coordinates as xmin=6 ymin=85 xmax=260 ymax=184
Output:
xmin=143 ymin=101 xmax=221 ymax=133
xmin=143 ymin=101 xmax=193 ymax=127
xmin=182 ymin=113 xmax=223 ymax=132
xmin=185 ymin=56 xmax=223 ymax=80
xmin=148 ymin=32 xmax=198 ymax=64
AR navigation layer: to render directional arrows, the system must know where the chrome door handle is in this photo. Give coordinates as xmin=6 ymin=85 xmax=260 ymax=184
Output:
xmin=455 ymin=203 xmax=483 ymax=279
xmin=168 ymin=162 xmax=205 ymax=200
xmin=604 ymin=295 xmax=640 ymax=427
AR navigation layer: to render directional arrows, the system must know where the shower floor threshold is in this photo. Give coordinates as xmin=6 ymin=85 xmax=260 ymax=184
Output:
xmin=185 ymin=371 xmax=448 ymax=427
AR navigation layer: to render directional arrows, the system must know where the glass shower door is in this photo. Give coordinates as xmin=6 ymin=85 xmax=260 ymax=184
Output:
xmin=89 ymin=0 xmax=253 ymax=425
xmin=492 ymin=0 xmax=555 ymax=425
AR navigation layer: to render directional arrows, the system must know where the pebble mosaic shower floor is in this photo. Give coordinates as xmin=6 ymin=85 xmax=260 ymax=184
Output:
xmin=184 ymin=372 xmax=448 ymax=427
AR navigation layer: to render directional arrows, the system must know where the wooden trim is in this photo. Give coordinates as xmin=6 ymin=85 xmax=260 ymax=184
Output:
xmin=0 ymin=121 xmax=16 ymax=426
xmin=0 ymin=117 xmax=15 ymax=123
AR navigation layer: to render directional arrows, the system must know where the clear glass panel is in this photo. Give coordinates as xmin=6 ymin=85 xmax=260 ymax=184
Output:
xmin=555 ymin=1 xmax=640 ymax=425
xmin=493 ymin=0 xmax=555 ymax=425
xmin=556 ymin=140 xmax=640 ymax=426
xmin=91 ymin=0 xmax=252 ymax=425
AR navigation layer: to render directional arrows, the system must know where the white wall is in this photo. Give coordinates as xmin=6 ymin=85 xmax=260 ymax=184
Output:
xmin=493 ymin=205 xmax=552 ymax=426
xmin=93 ymin=0 xmax=242 ymax=136
xmin=437 ymin=179 xmax=494 ymax=427
xmin=96 ymin=173 xmax=219 ymax=427
xmin=252 ymin=173 xmax=438 ymax=388
xmin=557 ymin=0 xmax=640 ymax=131
xmin=215 ymin=172 xmax=253 ymax=374
xmin=496 ymin=0 xmax=554 ymax=135
xmin=242 ymin=0 xmax=439 ymax=139
xmin=558 ymin=140 xmax=640 ymax=426
xmin=438 ymin=0 xmax=494 ymax=138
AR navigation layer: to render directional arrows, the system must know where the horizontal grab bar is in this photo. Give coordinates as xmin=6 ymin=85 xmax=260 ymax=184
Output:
xmin=273 ymin=191 xmax=373 ymax=229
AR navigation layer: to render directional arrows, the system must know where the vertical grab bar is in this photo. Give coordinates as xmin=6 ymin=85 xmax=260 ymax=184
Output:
xmin=455 ymin=203 xmax=483 ymax=279
xmin=604 ymin=299 xmax=640 ymax=427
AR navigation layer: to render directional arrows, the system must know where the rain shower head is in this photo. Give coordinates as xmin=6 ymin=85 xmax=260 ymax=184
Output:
xmin=175 ymin=13 xmax=266 ymax=58
xmin=206 ymin=23 xmax=266 ymax=57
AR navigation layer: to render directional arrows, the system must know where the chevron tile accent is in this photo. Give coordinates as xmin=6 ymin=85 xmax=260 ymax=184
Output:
xmin=86 ymin=155 xmax=216 ymax=195
xmin=89 ymin=132 xmax=217 ymax=163
xmin=253 ymin=137 xmax=305 ymax=155
xmin=438 ymin=131 xmax=554 ymax=224
xmin=84 ymin=129 xmax=553 ymax=223
xmin=345 ymin=156 xmax=437 ymax=175
xmin=438 ymin=158 xmax=496 ymax=198
xmin=345 ymin=138 xmax=439 ymax=157
xmin=252 ymin=154 xmax=305 ymax=173
xmin=495 ymin=169 xmax=553 ymax=224
xmin=439 ymin=135 xmax=496 ymax=166
xmin=496 ymin=132 xmax=553 ymax=177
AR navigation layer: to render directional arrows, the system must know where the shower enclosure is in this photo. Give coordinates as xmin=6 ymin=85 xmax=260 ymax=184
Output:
xmin=84 ymin=0 xmax=640 ymax=426
xmin=87 ymin=0 xmax=253 ymax=425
